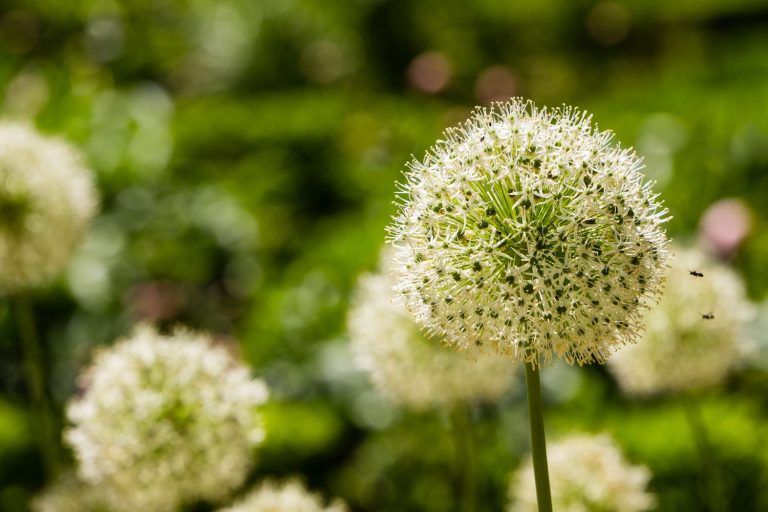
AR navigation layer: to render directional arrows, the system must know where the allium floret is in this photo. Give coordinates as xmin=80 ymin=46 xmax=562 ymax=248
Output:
xmin=218 ymin=478 xmax=348 ymax=512
xmin=65 ymin=325 xmax=269 ymax=512
xmin=0 ymin=122 xmax=97 ymax=291
xmin=348 ymin=255 xmax=515 ymax=409
xmin=389 ymin=98 xmax=669 ymax=366
xmin=608 ymin=246 xmax=752 ymax=395
xmin=509 ymin=433 xmax=656 ymax=512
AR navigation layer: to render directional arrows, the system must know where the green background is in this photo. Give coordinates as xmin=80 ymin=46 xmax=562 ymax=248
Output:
xmin=1 ymin=0 xmax=767 ymax=510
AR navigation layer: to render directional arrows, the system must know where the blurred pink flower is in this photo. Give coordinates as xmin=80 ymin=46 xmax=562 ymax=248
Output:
xmin=699 ymin=198 xmax=752 ymax=258
xmin=407 ymin=51 xmax=452 ymax=94
xmin=127 ymin=281 xmax=185 ymax=322
xmin=474 ymin=66 xmax=517 ymax=104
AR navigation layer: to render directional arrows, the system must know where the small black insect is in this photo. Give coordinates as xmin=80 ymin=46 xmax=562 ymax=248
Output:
xmin=702 ymin=313 xmax=714 ymax=320
xmin=689 ymin=270 xmax=704 ymax=277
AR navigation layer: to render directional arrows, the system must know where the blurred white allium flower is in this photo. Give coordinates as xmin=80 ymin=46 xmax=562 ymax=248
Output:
xmin=218 ymin=478 xmax=348 ymax=512
xmin=348 ymin=259 xmax=515 ymax=410
xmin=509 ymin=433 xmax=655 ymax=512
xmin=608 ymin=247 xmax=752 ymax=395
xmin=389 ymin=99 xmax=669 ymax=367
xmin=0 ymin=122 xmax=98 ymax=291
xmin=65 ymin=325 xmax=269 ymax=512
xmin=32 ymin=473 xmax=110 ymax=512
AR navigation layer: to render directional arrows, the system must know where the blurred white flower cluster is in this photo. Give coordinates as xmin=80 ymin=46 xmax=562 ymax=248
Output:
xmin=32 ymin=472 xmax=109 ymax=512
xmin=609 ymin=246 xmax=752 ymax=395
xmin=64 ymin=325 xmax=269 ymax=511
xmin=0 ymin=122 xmax=98 ymax=291
xmin=509 ymin=433 xmax=655 ymax=512
xmin=348 ymin=264 xmax=515 ymax=410
xmin=389 ymin=98 xmax=669 ymax=367
xmin=219 ymin=479 xmax=348 ymax=512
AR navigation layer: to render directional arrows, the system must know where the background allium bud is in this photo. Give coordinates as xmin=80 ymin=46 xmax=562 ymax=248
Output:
xmin=348 ymin=257 xmax=515 ymax=410
xmin=608 ymin=247 xmax=752 ymax=395
xmin=508 ymin=433 xmax=656 ymax=512
xmin=0 ymin=122 xmax=97 ymax=291
xmin=218 ymin=478 xmax=348 ymax=512
xmin=65 ymin=326 xmax=269 ymax=512
xmin=389 ymin=98 xmax=669 ymax=366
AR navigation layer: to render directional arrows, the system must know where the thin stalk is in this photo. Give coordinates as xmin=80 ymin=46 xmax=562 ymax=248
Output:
xmin=524 ymin=362 xmax=552 ymax=512
xmin=683 ymin=400 xmax=727 ymax=512
xmin=450 ymin=404 xmax=477 ymax=512
xmin=14 ymin=295 xmax=59 ymax=477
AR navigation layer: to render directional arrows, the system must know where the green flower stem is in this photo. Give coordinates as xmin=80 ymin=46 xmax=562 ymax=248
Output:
xmin=683 ymin=400 xmax=727 ymax=512
xmin=524 ymin=362 xmax=552 ymax=512
xmin=450 ymin=404 xmax=478 ymax=512
xmin=14 ymin=295 xmax=60 ymax=477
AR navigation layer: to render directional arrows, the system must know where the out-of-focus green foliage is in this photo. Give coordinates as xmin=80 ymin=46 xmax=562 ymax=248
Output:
xmin=1 ymin=0 xmax=767 ymax=510
xmin=0 ymin=399 xmax=28 ymax=458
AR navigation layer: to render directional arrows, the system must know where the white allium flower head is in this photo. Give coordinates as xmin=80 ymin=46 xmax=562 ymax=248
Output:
xmin=348 ymin=253 xmax=515 ymax=410
xmin=32 ymin=473 xmax=110 ymax=512
xmin=218 ymin=478 xmax=348 ymax=512
xmin=389 ymin=98 xmax=669 ymax=367
xmin=608 ymin=246 xmax=752 ymax=395
xmin=65 ymin=325 xmax=269 ymax=512
xmin=509 ymin=433 xmax=655 ymax=512
xmin=0 ymin=122 xmax=97 ymax=292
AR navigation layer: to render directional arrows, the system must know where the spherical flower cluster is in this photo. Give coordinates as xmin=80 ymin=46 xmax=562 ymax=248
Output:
xmin=348 ymin=262 xmax=515 ymax=410
xmin=0 ymin=122 xmax=97 ymax=292
xmin=32 ymin=473 xmax=110 ymax=512
xmin=218 ymin=479 xmax=348 ymax=512
xmin=608 ymin=247 xmax=752 ymax=395
xmin=389 ymin=99 xmax=669 ymax=367
xmin=65 ymin=325 xmax=269 ymax=512
xmin=509 ymin=433 xmax=655 ymax=512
